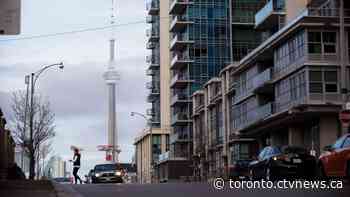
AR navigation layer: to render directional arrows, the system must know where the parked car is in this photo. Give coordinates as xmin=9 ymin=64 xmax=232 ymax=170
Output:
xmin=91 ymin=163 xmax=124 ymax=183
xmin=249 ymin=146 xmax=317 ymax=181
xmin=229 ymin=139 xmax=259 ymax=180
xmin=318 ymin=133 xmax=350 ymax=179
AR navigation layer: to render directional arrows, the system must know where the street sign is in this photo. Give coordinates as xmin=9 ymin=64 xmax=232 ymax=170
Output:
xmin=0 ymin=0 xmax=21 ymax=35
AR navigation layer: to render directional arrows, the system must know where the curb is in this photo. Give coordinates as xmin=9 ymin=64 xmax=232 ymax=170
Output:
xmin=51 ymin=181 xmax=84 ymax=197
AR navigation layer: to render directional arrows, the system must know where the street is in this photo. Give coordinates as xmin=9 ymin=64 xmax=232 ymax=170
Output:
xmin=56 ymin=182 xmax=350 ymax=197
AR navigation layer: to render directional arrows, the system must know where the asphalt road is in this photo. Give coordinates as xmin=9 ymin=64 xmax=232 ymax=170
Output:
xmin=68 ymin=182 xmax=350 ymax=197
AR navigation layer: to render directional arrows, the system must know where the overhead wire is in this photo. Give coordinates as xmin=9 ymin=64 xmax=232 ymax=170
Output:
xmin=0 ymin=16 xmax=169 ymax=43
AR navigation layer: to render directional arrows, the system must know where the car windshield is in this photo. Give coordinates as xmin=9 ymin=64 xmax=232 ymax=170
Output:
xmin=332 ymin=135 xmax=347 ymax=149
xmin=94 ymin=164 xmax=117 ymax=172
xmin=282 ymin=146 xmax=307 ymax=154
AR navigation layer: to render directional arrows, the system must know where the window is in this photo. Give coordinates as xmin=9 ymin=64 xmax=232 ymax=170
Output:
xmin=308 ymin=32 xmax=322 ymax=54
xmin=309 ymin=70 xmax=339 ymax=94
xmin=309 ymin=71 xmax=323 ymax=93
xmin=323 ymin=32 xmax=337 ymax=53
xmin=308 ymin=31 xmax=336 ymax=54
xmin=324 ymin=71 xmax=338 ymax=93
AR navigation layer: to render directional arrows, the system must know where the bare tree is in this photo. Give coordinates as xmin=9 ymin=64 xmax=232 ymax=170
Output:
xmin=10 ymin=91 xmax=56 ymax=180
xmin=37 ymin=142 xmax=52 ymax=178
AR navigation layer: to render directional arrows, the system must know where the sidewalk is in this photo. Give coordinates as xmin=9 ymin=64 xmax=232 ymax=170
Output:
xmin=0 ymin=180 xmax=57 ymax=197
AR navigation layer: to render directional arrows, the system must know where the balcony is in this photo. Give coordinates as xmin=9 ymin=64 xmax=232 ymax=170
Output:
xmin=146 ymin=0 xmax=159 ymax=16
xmin=171 ymin=93 xmax=191 ymax=107
xmin=252 ymin=68 xmax=273 ymax=94
xmin=146 ymin=28 xmax=159 ymax=42
xmin=170 ymin=33 xmax=194 ymax=51
xmin=170 ymin=15 xmax=193 ymax=32
xmin=146 ymin=41 xmax=156 ymax=49
xmin=146 ymin=108 xmax=155 ymax=116
xmin=157 ymin=151 xmax=170 ymax=163
xmin=146 ymin=55 xmax=160 ymax=69
xmin=146 ymin=82 xmax=160 ymax=102
xmin=150 ymin=117 xmax=161 ymax=125
xmin=255 ymin=0 xmax=285 ymax=29
xmin=170 ymin=132 xmax=190 ymax=144
xmin=170 ymin=52 xmax=193 ymax=70
xmin=169 ymin=0 xmax=193 ymax=15
xmin=171 ymin=112 xmax=192 ymax=126
xmin=146 ymin=16 xmax=154 ymax=23
xmin=170 ymin=73 xmax=193 ymax=88
xmin=146 ymin=68 xmax=156 ymax=76
xmin=236 ymin=102 xmax=273 ymax=131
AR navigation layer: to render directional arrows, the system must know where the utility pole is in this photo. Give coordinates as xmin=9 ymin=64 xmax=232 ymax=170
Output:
xmin=29 ymin=73 xmax=35 ymax=179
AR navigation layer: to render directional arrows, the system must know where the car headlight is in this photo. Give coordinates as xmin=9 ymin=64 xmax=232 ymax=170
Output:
xmin=95 ymin=173 xmax=101 ymax=177
xmin=115 ymin=171 xmax=122 ymax=176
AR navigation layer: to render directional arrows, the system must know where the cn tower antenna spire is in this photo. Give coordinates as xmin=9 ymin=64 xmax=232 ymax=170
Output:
xmin=102 ymin=0 xmax=120 ymax=164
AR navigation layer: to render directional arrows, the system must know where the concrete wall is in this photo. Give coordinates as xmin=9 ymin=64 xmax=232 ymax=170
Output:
xmin=159 ymin=0 xmax=171 ymax=132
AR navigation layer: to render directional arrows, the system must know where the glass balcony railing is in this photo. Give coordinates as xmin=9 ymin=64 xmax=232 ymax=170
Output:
xmin=170 ymin=32 xmax=193 ymax=50
xmin=170 ymin=73 xmax=192 ymax=85
xmin=170 ymin=132 xmax=189 ymax=144
xmin=157 ymin=151 xmax=170 ymax=163
xmin=252 ymin=68 xmax=272 ymax=90
xmin=171 ymin=93 xmax=191 ymax=105
xmin=255 ymin=0 xmax=285 ymax=27
xmin=235 ymin=102 xmax=273 ymax=131
xmin=171 ymin=112 xmax=191 ymax=125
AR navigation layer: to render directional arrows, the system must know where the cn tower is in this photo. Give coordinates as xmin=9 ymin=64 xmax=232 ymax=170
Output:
xmin=103 ymin=0 xmax=120 ymax=163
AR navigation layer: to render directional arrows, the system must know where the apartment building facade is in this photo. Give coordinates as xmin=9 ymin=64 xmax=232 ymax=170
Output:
xmin=192 ymin=0 xmax=350 ymax=181
xmin=150 ymin=0 xmax=265 ymax=182
xmin=135 ymin=0 xmax=171 ymax=183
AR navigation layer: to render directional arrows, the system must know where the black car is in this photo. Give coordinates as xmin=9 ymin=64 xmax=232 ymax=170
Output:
xmin=91 ymin=164 xmax=124 ymax=183
xmin=249 ymin=146 xmax=316 ymax=181
xmin=229 ymin=139 xmax=259 ymax=180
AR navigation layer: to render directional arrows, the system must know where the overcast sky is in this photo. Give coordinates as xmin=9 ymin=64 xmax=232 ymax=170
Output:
xmin=0 ymin=0 xmax=150 ymax=175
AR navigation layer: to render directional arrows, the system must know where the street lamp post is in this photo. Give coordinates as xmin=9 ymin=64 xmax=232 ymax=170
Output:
xmin=131 ymin=111 xmax=153 ymax=183
xmin=28 ymin=62 xmax=64 ymax=179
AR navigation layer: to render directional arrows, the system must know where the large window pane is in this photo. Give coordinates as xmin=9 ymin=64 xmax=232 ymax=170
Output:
xmin=310 ymin=83 xmax=323 ymax=93
xmin=325 ymin=84 xmax=338 ymax=93
xmin=309 ymin=71 xmax=322 ymax=81
xmin=322 ymin=32 xmax=336 ymax=43
xmin=324 ymin=71 xmax=337 ymax=82
xmin=308 ymin=32 xmax=321 ymax=42
xmin=324 ymin=44 xmax=336 ymax=53
xmin=309 ymin=43 xmax=322 ymax=54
